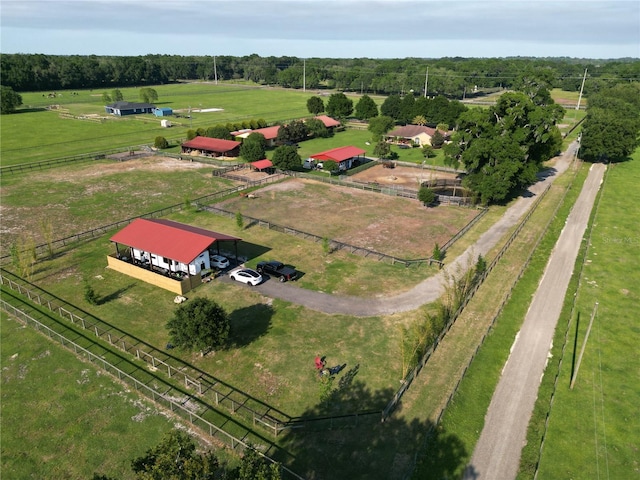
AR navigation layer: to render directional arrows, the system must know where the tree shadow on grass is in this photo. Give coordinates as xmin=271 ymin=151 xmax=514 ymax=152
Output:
xmin=98 ymin=283 xmax=135 ymax=305
xmin=277 ymin=375 xmax=469 ymax=480
xmin=228 ymin=303 xmax=275 ymax=348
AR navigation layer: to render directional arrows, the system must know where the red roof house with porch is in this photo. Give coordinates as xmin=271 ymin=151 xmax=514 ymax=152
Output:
xmin=108 ymin=218 xmax=241 ymax=294
xmin=309 ymin=146 xmax=366 ymax=171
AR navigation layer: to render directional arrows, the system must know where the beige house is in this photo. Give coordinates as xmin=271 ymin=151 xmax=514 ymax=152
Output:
xmin=385 ymin=125 xmax=448 ymax=147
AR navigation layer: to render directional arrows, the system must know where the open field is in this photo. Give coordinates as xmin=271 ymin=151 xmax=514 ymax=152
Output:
xmin=1 ymin=83 xmax=598 ymax=479
xmin=0 ymin=156 xmax=235 ymax=253
xmin=0 ymin=313 xmax=178 ymax=479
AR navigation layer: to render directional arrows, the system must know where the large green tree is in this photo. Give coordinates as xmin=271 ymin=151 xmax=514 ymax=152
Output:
xmin=381 ymin=94 xmax=402 ymax=121
xmin=354 ymin=94 xmax=378 ymax=120
xmin=139 ymin=87 xmax=158 ymax=103
xmin=579 ymin=83 xmax=640 ymax=162
xmin=271 ymin=145 xmax=301 ymax=170
xmin=0 ymin=86 xmax=22 ymax=114
xmin=445 ymin=91 xmax=564 ymax=204
xmin=305 ymin=117 xmax=331 ymax=138
xmin=240 ymin=132 xmax=267 ymax=162
xmin=131 ymin=430 xmax=220 ymax=479
xmin=166 ymin=297 xmax=229 ymax=354
xmin=307 ymin=96 xmax=324 ymax=115
xmin=368 ymin=115 xmax=395 ymax=140
xmin=326 ymin=92 xmax=353 ymax=119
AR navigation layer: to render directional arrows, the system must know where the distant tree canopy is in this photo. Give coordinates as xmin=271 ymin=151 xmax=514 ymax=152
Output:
xmin=0 ymin=86 xmax=22 ymax=114
xmin=445 ymin=90 xmax=564 ymax=205
xmin=1 ymin=54 xmax=636 ymax=97
xmin=579 ymin=82 xmax=640 ymax=162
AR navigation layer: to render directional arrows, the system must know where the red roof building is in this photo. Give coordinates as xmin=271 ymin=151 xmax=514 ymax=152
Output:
xmin=250 ymin=159 xmax=273 ymax=171
xmin=309 ymin=145 xmax=367 ymax=172
xmin=314 ymin=115 xmax=341 ymax=128
xmin=181 ymin=137 xmax=241 ymax=157
xmin=310 ymin=146 xmax=366 ymax=163
xmin=110 ymin=218 xmax=240 ymax=265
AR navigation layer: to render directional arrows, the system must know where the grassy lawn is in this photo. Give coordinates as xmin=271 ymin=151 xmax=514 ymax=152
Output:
xmin=0 ymin=313 xmax=177 ymax=480
xmin=0 ymin=157 xmax=236 ymax=253
xmin=529 ymin=151 xmax=640 ymax=479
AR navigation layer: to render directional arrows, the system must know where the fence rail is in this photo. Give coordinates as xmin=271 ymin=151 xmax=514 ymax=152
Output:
xmin=382 ymin=182 xmax=553 ymax=421
xmin=0 ymin=295 xmax=304 ymax=480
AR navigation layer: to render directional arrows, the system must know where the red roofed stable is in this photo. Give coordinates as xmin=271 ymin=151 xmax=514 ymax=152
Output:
xmin=309 ymin=146 xmax=367 ymax=172
xmin=107 ymin=218 xmax=241 ymax=294
xmin=250 ymin=159 xmax=273 ymax=171
xmin=314 ymin=115 xmax=341 ymax=128
xmin=181 ymin=137 xmax=241 ymax=157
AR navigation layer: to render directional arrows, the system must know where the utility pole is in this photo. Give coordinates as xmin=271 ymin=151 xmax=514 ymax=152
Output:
xmin=303 ymin=58 xmax=306 ymax=92
xmin=213 ymin=56 xmax=218 ymax=85
xmin=424 ymin=67 xmax=429 ymax=98
xmin=576 ymin=68 xmax=587 ymax=111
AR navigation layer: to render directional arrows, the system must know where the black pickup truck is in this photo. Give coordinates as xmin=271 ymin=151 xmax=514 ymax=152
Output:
xmin=256 ymin=260 xmax=298 ymax=282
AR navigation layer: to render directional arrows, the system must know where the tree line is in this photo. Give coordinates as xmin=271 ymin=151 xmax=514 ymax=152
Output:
xmin=1 ymin=53 xmax=638 ymax=96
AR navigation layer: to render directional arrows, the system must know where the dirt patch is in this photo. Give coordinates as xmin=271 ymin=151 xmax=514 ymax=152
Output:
xmin=350 ymin=164 xmax=460 ymax=188
xmin=222 ymin=178 xmax=479 ymax=258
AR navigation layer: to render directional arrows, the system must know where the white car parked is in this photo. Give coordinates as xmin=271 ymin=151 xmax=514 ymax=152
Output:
xmin=210 ymin=254 xmax=230 ymax=269
xmin=229 ymin=268 xmax=262 ymax=286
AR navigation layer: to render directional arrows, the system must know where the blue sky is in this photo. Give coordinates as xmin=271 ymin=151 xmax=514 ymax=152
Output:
xmin=1 ymin=0 xmax=639 ymax=58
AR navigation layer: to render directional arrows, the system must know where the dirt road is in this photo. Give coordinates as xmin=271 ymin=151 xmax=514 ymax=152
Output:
xmin=464 ymin=162 xmax=606 ymax=480
xmin=250 ymin=144 xmax=578 ymax=316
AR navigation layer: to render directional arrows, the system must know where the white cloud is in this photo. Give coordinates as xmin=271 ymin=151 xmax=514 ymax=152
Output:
xmin=1 ymin=0 xmax=638 ymax=57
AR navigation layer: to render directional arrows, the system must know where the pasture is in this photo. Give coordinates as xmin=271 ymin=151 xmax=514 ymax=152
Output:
xmin=0 ymin=83 xmax=602 ymax=479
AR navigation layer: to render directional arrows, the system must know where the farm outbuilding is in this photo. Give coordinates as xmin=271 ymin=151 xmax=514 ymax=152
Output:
xmin=153 ymin=107 xmax=173 ymax=117
xmin=232 ymin=125 xmax=280 ymax=147
xmin=250 ymin=159 xmax=274 ymax=173
xmin=181 ymin=137 xmax=241 ymax=158
xmin=309 ymin=146 xmax=366 ymax=171
xmin=107 ymin=218 xmax=241 ymax=294
xmin=105 ymin=101 xmax=156 ymax=116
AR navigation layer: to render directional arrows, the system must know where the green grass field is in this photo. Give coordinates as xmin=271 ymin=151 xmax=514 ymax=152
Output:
xmin=0 ymin=313 xmax=177 ymax=479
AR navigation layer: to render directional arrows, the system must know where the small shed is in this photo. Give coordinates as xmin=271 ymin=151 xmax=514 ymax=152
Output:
xmin=250 ymin=159 xmax=274 ymax=173
xmin=154 ymin=107 xmax=173 ymax=117
xmin=161 ymin=119 xmax=172 ymax=128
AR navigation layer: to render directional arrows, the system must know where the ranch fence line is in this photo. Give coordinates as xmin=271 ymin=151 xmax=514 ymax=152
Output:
xmin=404 ymin=161 xmax=582 ymax=479
xmin=197 ymin=203 xmax=447 ymax=269
xmin=0 ymin=268 xmax=381 ymax=434
xmin=0 ymin=298 xmax=304 ymax=480
xmin=532 ymin=157 xmax=597 ymax=480
xmin=0 ymin=146 xmax=150 ymax=175
xmin=286 ymin=169 xmax=474 ymax=206
xmin=0 ymin=176 xmax=284 ymax=266
xmin=0 ymin=268 xmax=290 ymax=435
xmin=382 ymin=180 xmax=555 ymax=423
